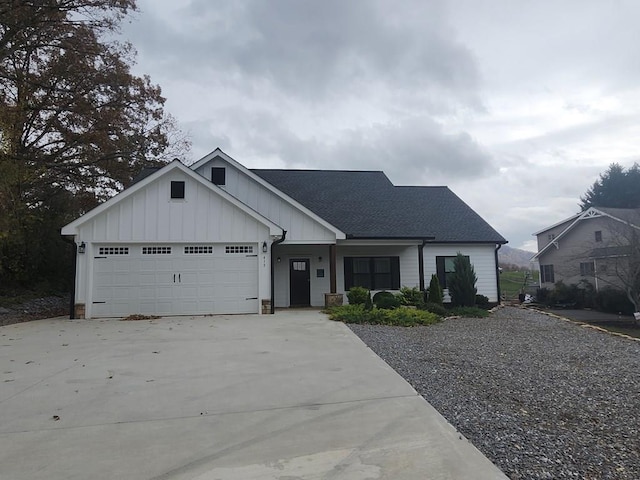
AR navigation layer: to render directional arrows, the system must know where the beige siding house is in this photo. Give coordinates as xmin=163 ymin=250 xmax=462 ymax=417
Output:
xmin=533 ymin=207 xmax=640 ymax=293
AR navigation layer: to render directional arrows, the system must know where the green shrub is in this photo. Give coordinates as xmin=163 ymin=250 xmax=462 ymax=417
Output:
xmin=448 ymin=253 xmax=477 ymax=307
xmin=326 ymin=304 xmax=366 ymax=323
xmin=594 ymin=288 xmax=634 ymax=315
xmin=347 ymin=286 xmax=370 ymax=305
xmin=475 ymin=294 xmax=490 ymax=308
xmin=327 ymin=305 xmax=439 ymax=326
xmin=447 ymin=306 xmax=490 ymax=318
xmin=383 ymin=308 xmax=440 ymax=326
xmin=427 ymin=274 xmax=443 ymax=305
xmin=423 ymin=302 xmax=448 ymax=317
xmin=399 ymin=286 xmax=424 ymax=307
xmin=364 ymin=290 xmax=373 ymax=311
xmin=373 ymin=291 xmax=400 ymax=309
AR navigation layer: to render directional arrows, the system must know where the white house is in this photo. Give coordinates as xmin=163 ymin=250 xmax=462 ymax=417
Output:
xmin=61 ymin=148 xmax=507 ymax=318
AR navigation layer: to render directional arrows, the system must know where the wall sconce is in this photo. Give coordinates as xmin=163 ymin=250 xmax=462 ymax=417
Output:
xmin=277 ymin=257 xmax=281 ymax=263
xmin=78 ymin=241 xmax=86 ymax=254
xmin=262 ymin=241 xmax=268 ymax=253
xmin=318 ymin=256 xmax=323 ymax=262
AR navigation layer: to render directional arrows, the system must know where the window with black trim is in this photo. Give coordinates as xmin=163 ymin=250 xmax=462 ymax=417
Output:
xmin=436 ymin=256 xmax=469 ymax=289
xmin=541 ymin=264 xmax=555 ymax=283
xmin=344 ymin=257 xmax=400 ymax=290
xmin=595 ymin=230 xmax=602 ymax=242
xmin=171 ymin=181 xmax=185 ymax=199
xmin=211 ymin=167 xmax=226 ymax=185
xmin=580 ymin=261 xmax=594 ymax=276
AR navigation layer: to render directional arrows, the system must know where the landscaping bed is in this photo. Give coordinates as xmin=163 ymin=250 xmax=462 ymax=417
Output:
xmin=0 ymin=296 xmax=69 ymax=326
xmin=349 ymin=306 xmax=640 ymax=480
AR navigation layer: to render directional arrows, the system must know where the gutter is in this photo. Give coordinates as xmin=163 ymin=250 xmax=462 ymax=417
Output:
xmin=270 ymin=230 xmax=287 ymax=314
xmin=495 ymin=243 xmax=503 ymax=304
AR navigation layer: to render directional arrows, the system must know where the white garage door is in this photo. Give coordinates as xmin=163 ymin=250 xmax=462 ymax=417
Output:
xmin=91 ymin=244 xmax=259 ymax=317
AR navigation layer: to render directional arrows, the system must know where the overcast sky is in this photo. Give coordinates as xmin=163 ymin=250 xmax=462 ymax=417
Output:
xmin=121 ymin=0 xmax=640 ymax=252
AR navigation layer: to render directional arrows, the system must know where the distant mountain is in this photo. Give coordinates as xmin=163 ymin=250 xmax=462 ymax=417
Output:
xmin=498 ymin=245 xmax=536 ymax=269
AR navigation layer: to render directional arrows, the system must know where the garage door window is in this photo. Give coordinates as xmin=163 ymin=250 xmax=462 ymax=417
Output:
xmin=184 ymin=246 xmax=214 ymax=254
xmin=98 ymin=246 xmax=129 ymax=255
xmin=225 ymin=245 xmax=254 ymax=254
xmin=142 ymin=246 xmax=172 ymax=255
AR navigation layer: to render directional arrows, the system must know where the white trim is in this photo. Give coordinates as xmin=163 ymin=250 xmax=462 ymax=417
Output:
xmin=532 ymin=212 xmax=581 ymax=235
xmin=61 ymin=160 xmax=284 ymax=237
xmin=190 ymin=148 xmax=346 ymax=240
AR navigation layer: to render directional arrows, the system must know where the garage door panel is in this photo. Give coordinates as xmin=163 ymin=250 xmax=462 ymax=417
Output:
xmin=92 ymin=244 xmax=258 ymax=317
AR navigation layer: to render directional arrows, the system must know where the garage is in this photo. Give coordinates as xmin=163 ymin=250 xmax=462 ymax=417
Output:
xmin=91 ymin=243 xmax=259 ymax=317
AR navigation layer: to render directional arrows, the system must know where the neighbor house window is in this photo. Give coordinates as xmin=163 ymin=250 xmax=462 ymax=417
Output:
xmin=540 ymin=264 xmax=555 ymax=283
xmin=344 ymin=257 xmax=400 ymax=290
xmin=580 ymin=262 xmax=595 ymax=276
xmin=595 ymin=230 xmax=602 ymax=242
xmin=436 ymin=256 xmax=469 ymax=289
xmin=171 ymin=181 xmax=185 ymax=199
xmin=211 ymin=167 xmax=226 ymax=185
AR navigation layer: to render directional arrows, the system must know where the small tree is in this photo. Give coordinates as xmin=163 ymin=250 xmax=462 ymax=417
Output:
xmin=427 ymin=274 xmax=443 ymax=305
xmin=448 ymin=253 xmax=477 ymax=307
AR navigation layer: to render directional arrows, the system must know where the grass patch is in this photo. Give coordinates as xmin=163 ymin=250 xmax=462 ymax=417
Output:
xmin=500 ymin=270 xmax=538 ymax=300
xmin=326 ymin=304 xmax=440 ymax=326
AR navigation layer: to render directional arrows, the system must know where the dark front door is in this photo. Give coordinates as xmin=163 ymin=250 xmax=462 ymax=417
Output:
xmin=290 ymin=259 xmax=311 ymax=306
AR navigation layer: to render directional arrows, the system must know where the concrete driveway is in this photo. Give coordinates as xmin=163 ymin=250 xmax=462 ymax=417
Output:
xmin=0 ymin=311 xmax=506 ymax=479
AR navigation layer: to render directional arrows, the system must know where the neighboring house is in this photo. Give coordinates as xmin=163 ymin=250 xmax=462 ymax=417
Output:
xmin=532 ymin=206 xmax=640 ymax=291
xmin=61 ymin=148 xmax=507 ymax=318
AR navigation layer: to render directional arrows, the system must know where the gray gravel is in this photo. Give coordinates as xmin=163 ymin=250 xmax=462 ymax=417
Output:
xmin=0 ymin=296 xmax=69 ymax=326
xmin=349 ymin=306 xmax=640 ymax=480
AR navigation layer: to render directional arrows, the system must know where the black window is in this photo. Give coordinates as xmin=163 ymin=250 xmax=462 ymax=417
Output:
xmin=211 ymin=167 xmax=226 ymax=185
xmin=170 ymin=181 xmax=185 ymax=199
xmin=595 ymin=230 xmax=602 ymax=242
xmin=580 ymin=262 xmax=594 ymax=276
xmin=436 ymin=256 xmax=469 ymax=289
xmin=344 ymin=257 xmax=400 ymax=290
xmin=541 ymin=264 xmax=555 ymax=283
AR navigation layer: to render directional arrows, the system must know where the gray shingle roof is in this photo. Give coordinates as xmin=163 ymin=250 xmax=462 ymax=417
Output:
xmin=252 ymin=169 xmax=506 ymax=243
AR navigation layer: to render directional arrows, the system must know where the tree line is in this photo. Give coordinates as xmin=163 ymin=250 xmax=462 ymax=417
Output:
xmin=0 ymin=1 xmax=188 ymax=293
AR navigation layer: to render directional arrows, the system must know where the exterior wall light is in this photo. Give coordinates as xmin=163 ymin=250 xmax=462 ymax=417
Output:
xmin=262 ymin=241 xmax=268 ymax=253
xmin=277 ymin=257 xmax=281 ymax=263
xmin=78 ymin=242 xmax=86 ymax=254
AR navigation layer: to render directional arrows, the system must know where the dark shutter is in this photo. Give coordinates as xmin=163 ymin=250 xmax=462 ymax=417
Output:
xmin=170 ymin=181 xmax=185 ymax=199
xmin=436 ymin=256 xmax=446 ymax=288
xmin=344 ymin=257 xmax=353 ymax=290
xmin=391 ymin=256 xmax=400 ymax=289
xmin=211 ymin=167 xmax=226 ymax=185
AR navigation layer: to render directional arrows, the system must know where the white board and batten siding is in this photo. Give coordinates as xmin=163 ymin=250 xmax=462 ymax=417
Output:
xmin=195 ymin=157 xmax=338 ymax=243
xmin=73 ymin=172 xmax=273 ymax=318
xmin=424 ymin=244 xmax=499 ymax=302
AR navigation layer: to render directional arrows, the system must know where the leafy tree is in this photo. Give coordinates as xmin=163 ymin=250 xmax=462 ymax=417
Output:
xmin=427 ymin=274 xmax=443 ymax=305
xmin=0 ymin=0 xmax=189 ymax=289
xmin=448 ymin=253 xmax=477 ymax=307
xmin=580 ymin=163 xmax=640 ymax=210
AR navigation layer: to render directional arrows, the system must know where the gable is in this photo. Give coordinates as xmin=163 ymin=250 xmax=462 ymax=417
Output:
xmin=62 ymin=161 xmax=282 ymax=242
xmin=533 ymin=207 xmax=640 ymax=261
xmin=190 ymin=150 xmax=343 ymax=243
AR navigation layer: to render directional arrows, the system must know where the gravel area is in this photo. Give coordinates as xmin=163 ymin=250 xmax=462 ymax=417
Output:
xmin=349 ymin=306 xmax=640 ymax=480
xmin=0 ymin=296 xmax=69 ymax=326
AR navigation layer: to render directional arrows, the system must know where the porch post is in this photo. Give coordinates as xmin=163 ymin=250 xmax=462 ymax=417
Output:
xmin=330 ymin=244 xmax=337 ymax=293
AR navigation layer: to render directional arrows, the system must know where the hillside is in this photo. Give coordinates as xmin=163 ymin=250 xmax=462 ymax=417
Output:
xmin=499 ymin=245 xmax=536 ymax=269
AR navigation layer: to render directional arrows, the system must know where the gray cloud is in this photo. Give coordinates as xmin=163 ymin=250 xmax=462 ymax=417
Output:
xmin=126 ymin=0 xmax=483 ymax=110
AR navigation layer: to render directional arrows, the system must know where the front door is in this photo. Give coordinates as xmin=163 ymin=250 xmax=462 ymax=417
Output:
xmin=290 ymin=259 xmax=311 ymax=306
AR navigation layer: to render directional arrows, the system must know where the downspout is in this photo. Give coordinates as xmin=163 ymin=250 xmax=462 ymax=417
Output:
xmin=270 ymin=230 xmax=287 ymax=314
xmin=62 ymin=236 xmax=77 ymax=319
xmin=418 ymin=239 xmax=427 ymax=292
xmin=495 ymin=244 xmax=503 ymax=304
